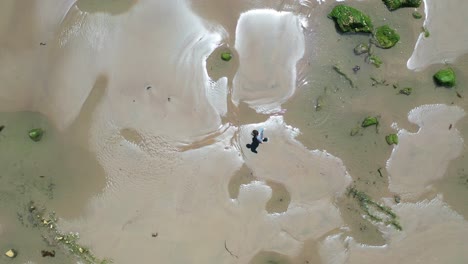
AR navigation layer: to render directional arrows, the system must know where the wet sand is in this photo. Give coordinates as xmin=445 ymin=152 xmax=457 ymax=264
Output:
xmin=0 ymin=0 xmax=467 ymax=263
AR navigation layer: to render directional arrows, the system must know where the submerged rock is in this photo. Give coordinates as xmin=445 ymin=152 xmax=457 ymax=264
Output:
xmin=220 ymin=52 xmax=232 ymax=61
xmin=328 ymin=5 xmax=373 ymax=33
xmin=5 ymin=249 xmax=17 ymax=258
xmin=412 ymin=11 xmax=423 ymax=19
xmin=315 ymin=95 xmax=324 ymax=111
xmin=28 ymin=128 xmax=44 ymax=142
xmin=399 ymin=87 xmax=412 ymax=95
xmin=369 ymin=55 xmax=383 ymax=68
xmin=354 ymin=43 xmax=369 ymax=55
xmin=434 ymin=68 xmax=456 ymax=87
xmin=422 ymin=26 xmax=430 ymax=38
xmin=386 ymin=133 xmax=399 ymax=145
xmin=361 ymin=117 xmax=379 ymax=127
xmin=383 ymin=0 xmax=422 ymax=11
xmin=350 ymin=127 xmax=360 ymax=136
xmin=394 ymin=195 xmax=401 ymax=203
xmin=375 ymin=25 xmax=400 ymax=49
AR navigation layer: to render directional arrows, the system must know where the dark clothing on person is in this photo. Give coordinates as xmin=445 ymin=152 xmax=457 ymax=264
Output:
xmin=246 ymin=136 xmax=261 ymax=153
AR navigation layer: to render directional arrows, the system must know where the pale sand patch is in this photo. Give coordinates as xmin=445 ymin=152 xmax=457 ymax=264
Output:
xmin=319 ymin=104 xmax=468 ymax=264
xmin=232 ymin=9 xmax=305 ymax=113
xmin=321 ymin=196 xmax=468 ymax=264
xmin=240 ymin=116 xmax=351 ymax=204
xmin=386 ymin=104 xmax=465 ymax=199
xmin=61 ymin=119 xmax=350 ymax=263
xmin=0 ymin=0 xmax=75 ymax=112
xmin=44 ymin=0 xmax=228 ymax=141
xmin=43 ymin=2 xmax=349 ymax=262
xmin=407 ymin=0 xmax=468 ymax=70
xmin=1 ymin=0 xmax=227 ymax=141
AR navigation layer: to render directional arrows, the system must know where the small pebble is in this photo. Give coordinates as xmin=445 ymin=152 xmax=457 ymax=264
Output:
xmin=352 ymin=65 xmax=360 ymax=73
xmin=5 ymin=249 xmax=17 ymax=258
xmin=41 ymin=250 xmax=55 ymax=257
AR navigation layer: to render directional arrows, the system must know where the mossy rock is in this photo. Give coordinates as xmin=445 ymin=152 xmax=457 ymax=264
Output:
xmin=350 ymin=126 xmax=360 ymax=136
xmin=28 ymin=128 xmax=44 ymax=142
xmin=328 ymin=5 xmax=373 ymax=33
xmin=221 ymin=52 xmax=232 ymax=61
xmin=422 ymin=27 xmax=430 ymax=38
xmin=369 ymin=55 xmax=382 ymax=68
xmin=385 ymin=133 xmax=399 ymax=145
xmin=315 ymin=95 xmax=325 ymax=111
xmin=434 ymin=68 xmax=456 ymax=87
xmin=361 ymin=117 xmax=379 ymax=127
xmin=383 ymin=0 xmax=421 ymax=11
xmin=412 ymin=11 xmax=422 ymax=19
xmin=354 ymin=43 xmax=369 ymax=55
xmin=375 ymin=25 xmax=400 ymax=49
xmin=399 ymin=87 xmax=412 ymax=95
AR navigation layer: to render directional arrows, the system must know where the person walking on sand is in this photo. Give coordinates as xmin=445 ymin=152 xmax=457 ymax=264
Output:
xmin=246 ymin=128 xmax=268 ymax=154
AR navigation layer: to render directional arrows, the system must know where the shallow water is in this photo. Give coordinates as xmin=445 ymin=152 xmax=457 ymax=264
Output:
xmin=0 ymin=112 xmax=105 ymax=263
xmin=0 ymin=0 xmax=467 ymax=263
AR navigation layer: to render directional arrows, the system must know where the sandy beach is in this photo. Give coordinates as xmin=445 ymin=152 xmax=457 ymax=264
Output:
xmin=0 ymin=0 xmax=467 ymax=263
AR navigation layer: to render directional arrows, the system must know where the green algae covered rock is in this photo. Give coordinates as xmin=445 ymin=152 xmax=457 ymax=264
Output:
xmin=28 ymin=128 xmax=44 ymax=142
xmin=221 ymin=52 xmax=232 ymax=61
xmin=354 ymin=43 xmax=369 ymax=55
xmin=434 ymin=68 xmax=456 ymax=87
xmin=422 ymin=27 xmax=430 ymax=38
xmin=385 ymin=133 xmax=399 ymax=145
xmin=399 ymin=87 xmax=412 ymax=95
xmin=412 ymin=11 xmax=422 ymax=19
xmin=375 ymin=25 xmax=400 ymax=49
xmin=328 ymin=5 xmax=373 ymax=33
xmin=383 ymin=0 xmax=422 ymax=11
xmin=369 ymin=55 xmax=383 ymax=68
xmin=362 ymin=117 xmax=379 ymax=127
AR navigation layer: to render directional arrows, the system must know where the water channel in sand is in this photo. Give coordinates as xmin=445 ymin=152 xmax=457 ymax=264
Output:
xmin=0 ymin=0 xmax=467 ymax=263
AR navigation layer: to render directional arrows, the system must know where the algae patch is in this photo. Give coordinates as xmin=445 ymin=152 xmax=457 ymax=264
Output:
xmin=28 ymin=128 xmax=44 ymax=142
xmin=361 ymin=117 xmax=379 ymax=128
xmin=348 ymin=187 xmax=402 ymax=231
xmin=354 ymin=43 xmax=369 ymax=55
xmin=399 ymin=87 xmax=412 ymax=95
xmin=382 ymin=0 xmax=422 ymax=11
xmin=328 ymin=5 xmax=373 ymax=33
xmin=412 ymin=11 xmax=422 ymax=19
xmin=350 ymin=126 xmax=360 ymax=136
xmin=332 ymin=64 xmax=356 ymax=88
xmin=369 ymin=55 xmax=383 ymax=68
xmin=385 ymin=134 xmax=399 ymax=145
xmin=21 ymin=202 xmax=112 ymax=264
xmin=434 ymin=68 xmax=456 ymax=87
xmin=422 ymin=26 xmax=430 ymax=38
xmin=315 ymin=95 xmax=325 ymax=111
xmin=221 ymin=52 xmax=232 ymax=62
xmin=374 ymin=25 xmax=400 ymax=49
